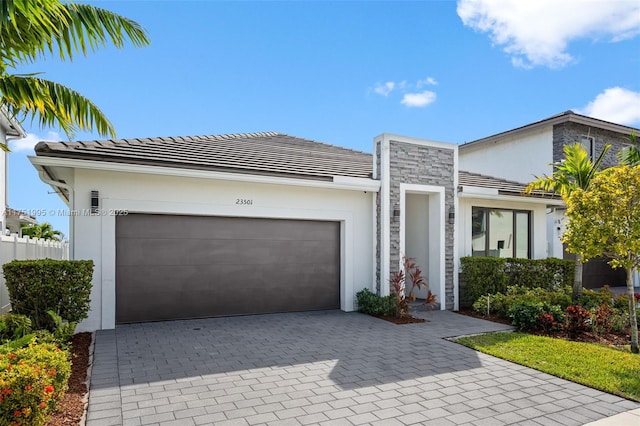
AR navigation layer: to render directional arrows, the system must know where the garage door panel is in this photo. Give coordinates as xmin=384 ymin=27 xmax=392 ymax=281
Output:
xmin=117 ymin=238 xmax=339 ymax=267
xmin=116 ymin=214 xmax=340 ymax=323
xmin=117 ymin=214 xmax=339 ymax=241
xmin=116 ymin=265 xmax=339 ymax=323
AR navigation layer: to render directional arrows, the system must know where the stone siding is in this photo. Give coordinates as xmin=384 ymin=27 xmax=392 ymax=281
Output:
xmin=387 ymin=141 xmax=456 ymax=309
xmin=552 ymin=123 xmax=634 ymax=168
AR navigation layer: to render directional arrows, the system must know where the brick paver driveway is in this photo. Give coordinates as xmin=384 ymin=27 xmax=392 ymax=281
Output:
xmin=86 ymin=310 xmax=639 ymax=426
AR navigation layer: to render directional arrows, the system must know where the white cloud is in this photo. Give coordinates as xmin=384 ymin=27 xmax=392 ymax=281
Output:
xmin=457 ymin=0 xmax=640 ymax=68
xmin=372 ymin=77 xmax=439 ymax=108
xmin=10 ymin=131 xmax=61 ymax=152
xmin=373 ymin=81 xmax=395 ymax=96
xmin=576 ymin=87 xmax=640 ymax=126
xmin=401 ymin=91 xmax=437 ymax=108
xmin=417 ymin=77 xmax=438 ymax=87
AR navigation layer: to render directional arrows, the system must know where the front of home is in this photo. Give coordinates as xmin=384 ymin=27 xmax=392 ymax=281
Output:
xmin=34 ymin=114 xmax=625 ymax=332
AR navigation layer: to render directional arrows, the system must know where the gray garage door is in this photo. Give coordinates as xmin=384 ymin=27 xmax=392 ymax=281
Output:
xmin=116 ymin=214 xmax=340 ymax=323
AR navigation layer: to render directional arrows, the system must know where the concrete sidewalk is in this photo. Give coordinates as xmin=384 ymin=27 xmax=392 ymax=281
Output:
xmin=86 ymin=310 xmax=640 ymax=425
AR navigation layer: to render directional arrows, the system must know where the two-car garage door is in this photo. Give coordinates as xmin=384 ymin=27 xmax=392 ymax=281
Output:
xmin=115 ymin=214 xmax=340 ymax=323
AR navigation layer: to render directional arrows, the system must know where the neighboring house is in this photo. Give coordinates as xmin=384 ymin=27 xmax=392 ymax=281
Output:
xmin=31 ymin=129 xmax=563 ymax=332
xmin=0 ymin=107 xmax=27 ymax=234
xmin=459 ymin=110 xmax=639 ymax=288
xmin=5 ymin=207 xmax=37 ymax=234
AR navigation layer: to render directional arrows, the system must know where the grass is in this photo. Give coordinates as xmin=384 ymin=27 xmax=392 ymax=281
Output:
xmin=456 ymin=332 xmax=640 ymax=401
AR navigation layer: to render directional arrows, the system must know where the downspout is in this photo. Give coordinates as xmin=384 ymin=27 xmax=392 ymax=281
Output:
xmin=37 ymin=170 xmax=74 ymax=259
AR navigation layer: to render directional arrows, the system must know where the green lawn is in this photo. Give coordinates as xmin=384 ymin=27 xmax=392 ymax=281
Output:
xmin=455 ymin=332 xmax=640 ymax=401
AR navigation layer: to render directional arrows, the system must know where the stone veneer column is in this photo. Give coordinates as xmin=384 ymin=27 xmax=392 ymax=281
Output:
xmin=374 ymin=134 xmax=457 ymax=309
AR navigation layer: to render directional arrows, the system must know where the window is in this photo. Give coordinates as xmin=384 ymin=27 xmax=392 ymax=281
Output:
xmin=471 ymin=207 xmax=531 ymax=258
xmin=580 ymin=136 xmax=594 ymax=161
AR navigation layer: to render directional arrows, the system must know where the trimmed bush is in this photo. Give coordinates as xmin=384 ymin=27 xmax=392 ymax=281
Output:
xmin=0 ymin=342 xmax=70 ymax=426
xmin=3 ymin=259 xmax=93 ymax=330
xmin=460 ymin=257 xmax=574 ymax=307
xmin=356 ymin=289 xmax=398 ymax=317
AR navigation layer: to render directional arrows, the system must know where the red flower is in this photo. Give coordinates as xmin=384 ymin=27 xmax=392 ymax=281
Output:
xmin=7 ymin=353 xmax=16 ymax=359
xmin=44 ymin=385 xmax=54 ymax=394
xmin=38 ymin=402 xmax=46 ymax=409
xmin=48 ymin=370 xmax=57 ymax=376
xmin=24 ymin=385 xmax=32 ymax=391
xmin=2 ymin=388 xmax=12 ymax=395
xmin=13 ymin=411 xmax=21 ymax=417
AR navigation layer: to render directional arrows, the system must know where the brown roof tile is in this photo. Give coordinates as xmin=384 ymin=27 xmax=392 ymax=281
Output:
xmin=459 ymin=170 xmax=556 ymax=198
xmin=35 ymin=132 xmax=373 ymax=181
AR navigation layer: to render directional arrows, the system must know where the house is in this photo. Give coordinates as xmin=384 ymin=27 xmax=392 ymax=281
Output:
xmin=459 ymin=110 xmax=640 ymax=288
xmin=0 ymin=107 xmax=27 ymax=234
xmin=30 ymin=126 xmax=566 ymax=332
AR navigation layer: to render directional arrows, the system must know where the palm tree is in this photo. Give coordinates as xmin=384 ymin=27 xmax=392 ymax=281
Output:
xmin=21 ymin=222 xmax=63 ymax=241
xmin=618 ymin=131 xmax=639 ymax=166
xmin=525 ymin=142 xmax=611 ymax=301
xmin=0 ymin=0 xmax=150 ymax=140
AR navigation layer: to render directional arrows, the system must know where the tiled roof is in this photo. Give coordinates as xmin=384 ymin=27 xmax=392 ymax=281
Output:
xmin=35 ymin=132 xmax=373 ymax=181
xmin=461 ymin=110 xmax=639 ymax=149
xmin=459 ymin=170 xmax=556 ymax=198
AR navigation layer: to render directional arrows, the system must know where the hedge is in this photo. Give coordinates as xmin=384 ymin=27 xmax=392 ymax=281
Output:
xmin=459 ymin=257 xmax=574 ymax=307
xmin=3 ymin=259 xmax=93 ymax=330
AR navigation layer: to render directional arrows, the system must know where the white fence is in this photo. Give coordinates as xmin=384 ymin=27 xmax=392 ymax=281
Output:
xmin=0 ymin=235 xmax=69 ymax=313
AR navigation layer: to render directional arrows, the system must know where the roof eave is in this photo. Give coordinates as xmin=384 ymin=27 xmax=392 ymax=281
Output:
xmin=29 ymin=155 xmax=381 ymax=192
xmin=0 ymin=107 xmax=26 ymax=138
xmin=460 ymin=112 xmax=639 ymax=150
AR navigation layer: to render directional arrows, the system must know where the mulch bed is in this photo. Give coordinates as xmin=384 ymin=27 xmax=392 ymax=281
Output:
xmin=457 ymin=307 xmax=512 ymax=325
xmin=47 ymin=332 xmax=92 ymax=426
xmin=374 ymin=315 xmax=427 ymax=324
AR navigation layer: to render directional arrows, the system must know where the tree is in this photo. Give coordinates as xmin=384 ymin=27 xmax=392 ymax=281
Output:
xmin=618 ymin=131 xmax=639 ymax=166
xmin=563 ymin=165 xmax=640 ymax=353
xmin=0 ymin=0 xmax=150 ymax=140
xmin=21 ymin=222 xmax=64 ymax=241
xmin=525 ymin=142 xmax=611 ymax=301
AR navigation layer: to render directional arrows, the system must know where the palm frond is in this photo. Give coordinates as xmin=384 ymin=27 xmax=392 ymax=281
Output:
xmin=0 ymin=0 xmax=149 ymax=65
xmin=617 ymin=131 xmax=640 ymax=166
xmin=525 ymin=143 xmax=611 ymax=201
xmin=0 ymin=74 xmax=115 ymax=138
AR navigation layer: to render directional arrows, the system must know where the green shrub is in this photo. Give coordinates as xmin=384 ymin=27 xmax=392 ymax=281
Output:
xmin=472 ymin=293 xmax=508 ymax=317
xmin=509 ymin=302 xmax=545 ymax=332
xmin=0 ymin=342 xmax=71 ymax=426
xmin=508 ymin=302 xmax=565 ymax=332
xmin=474 ymin=286 xmax=572 ymax=320
xmin=460 ymin=257 xmax=574 ymax=307
xmin=579 ymin=287 xmax=615 ymax=311
xmin=3 ymin=259 xmax=93 ymax=330
xmin=356 ymin=289 xmax=398 ymax=317
xmin=0 ymin=314 xmax=33 ymax=341
xmin=610 ymin=312 xmax=629 ymax=333
xmin=460 ymin=257 xmax=508 ymax=307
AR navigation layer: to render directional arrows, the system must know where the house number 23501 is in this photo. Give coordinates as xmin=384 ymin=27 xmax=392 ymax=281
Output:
xmin=236 ymin=199 xmax=253 ymax=205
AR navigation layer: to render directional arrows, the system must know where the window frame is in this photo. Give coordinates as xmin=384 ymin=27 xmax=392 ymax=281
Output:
xmin=580 ymin=135 xmax=595 ymax=162
xmin=471 ymin=207 xmax=532 ymax=259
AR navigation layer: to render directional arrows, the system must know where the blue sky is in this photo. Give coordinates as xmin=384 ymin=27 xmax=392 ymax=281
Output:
xmin=7 ymin=0 xmax=640 ymax=238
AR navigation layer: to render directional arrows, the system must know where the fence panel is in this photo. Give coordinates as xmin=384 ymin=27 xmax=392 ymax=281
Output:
xmin=0 ymin=235 xmax=69 ymax=313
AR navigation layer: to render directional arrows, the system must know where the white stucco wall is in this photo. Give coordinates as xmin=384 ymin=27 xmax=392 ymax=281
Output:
xmin=69 ymin=168 xmax=375 ymax=331
xmin=0 ymin=127 xmax=6 ymax=231
xmin=458 ymin=196 xmax=549 ymax=260
xmin=459 ymin=127 xmax=554 ymax=183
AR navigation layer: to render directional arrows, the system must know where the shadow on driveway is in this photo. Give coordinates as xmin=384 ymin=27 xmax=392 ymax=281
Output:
xmin=91 ymin=310 xmax=513 ymax=392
